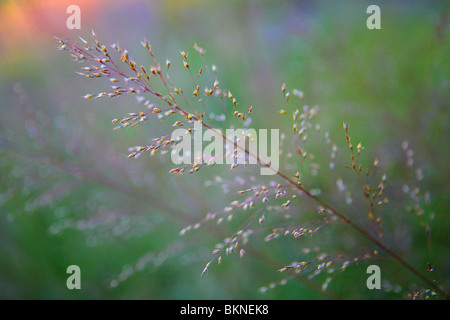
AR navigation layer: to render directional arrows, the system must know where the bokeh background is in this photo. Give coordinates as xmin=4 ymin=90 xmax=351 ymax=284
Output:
xmin=0 ymin=0 xmax=448 ymax=299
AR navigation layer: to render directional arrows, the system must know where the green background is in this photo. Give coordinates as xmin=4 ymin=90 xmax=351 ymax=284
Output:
xmin=0 ymin=0 xmax=448 ymax=299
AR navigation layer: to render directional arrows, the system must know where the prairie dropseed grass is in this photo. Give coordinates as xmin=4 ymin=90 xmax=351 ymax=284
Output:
xmin=55 ymin=31 xmax=448 ymax=299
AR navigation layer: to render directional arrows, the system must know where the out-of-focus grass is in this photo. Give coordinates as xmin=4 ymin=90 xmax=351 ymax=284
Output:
xmin=0 ymin=0 xmax=448 ymax=299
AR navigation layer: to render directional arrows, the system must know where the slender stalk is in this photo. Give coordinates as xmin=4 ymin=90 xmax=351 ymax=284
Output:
xmin=136 ymin=79 xmax=447 ymax=296
xmin=203 ymin=124 xmax=448 ymax=298
xmin=59 ymin=36 xmax=447 ymax=298
xmin=142 ymin=71 xmax=448 ymax=298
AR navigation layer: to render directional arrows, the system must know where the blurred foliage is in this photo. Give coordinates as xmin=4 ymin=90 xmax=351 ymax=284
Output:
xmin=0 ymin=0 xmax=448 ymax=299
